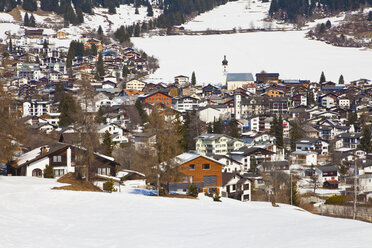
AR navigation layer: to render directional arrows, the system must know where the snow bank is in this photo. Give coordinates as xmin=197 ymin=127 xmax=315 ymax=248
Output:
xmin=1 ymin=177 xmax=372 ymax=248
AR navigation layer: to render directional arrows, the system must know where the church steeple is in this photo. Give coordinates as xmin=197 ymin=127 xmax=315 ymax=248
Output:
xmin=222 ymin=55 xmax=228 ymax=66
xmin=222 ymin=55 xmax=228 ymax=85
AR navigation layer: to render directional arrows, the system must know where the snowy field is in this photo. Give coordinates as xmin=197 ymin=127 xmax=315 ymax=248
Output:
xmin=1 ymin=177 xmax=372 ymax=248
xmin=182 ymin=0 xmax=293 ymax=31
xmin=133 ymin=31 xmax=372 ymax=84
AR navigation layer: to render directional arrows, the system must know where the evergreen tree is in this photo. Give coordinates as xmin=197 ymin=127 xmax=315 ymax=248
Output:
xmin=135 ymin=7 xmax=139 ymax=14
xmin=102 ymin=131 xmax=114 ymax=156
xmin=29 ymin=14 xmax=36 ymax=27
xmin=135 ymin=98 xmax=147 ymax=123
xmin=133 ymin=23 xmax=141 ymax=37
xmin=325 ymin=20 xmax=331 ymax=29
xmin=319 ymin=71 xmax=326 ymax=83
xmin=122 ymin=65 xmax=130 ymax=78
xmin=147 ymin=3 xmax=153 ymax=16
xmin=368 ymin=11 xmax=372 ymax=21
xmin=108 ymin=3 xmax=116 ymax=14
xmin=338 ymin=75 xmax=344 ymax=85
xmin=95 ymin=107 xmax=106 ymax=124
xmin=348 ymin=111 xmax=358 ymax=125
xmin=229 ymin=120 xmax=240 ymax=138
xmin=97 ymin=25 xmax=103 ymax=36
xmin=213 ymin=119 xmax=222 ymax=133
xmin=191 ymin=71 xmax=196 ymax=86
xmin=58 ymin=94 xmax=78 ymax=127
xmin=44 ymin=165 xmax=55 ymax=178
xmin=270 ymin=115 xmax=278 ymax=134
xmin=290 ymin=122 xmax=303 ymax=151
xmin=24 ymin=12 xmax=30 ymax=27
xmin=289 ymin=179 xmax=299 ymax=206
xmin=276 ymin=115 xmax=284 ymax=147
xmin=8 ymin=38 xmax=12 ymax=52
xmin=43 ymin=39 xmax=48 ymax=49
xmin=250 ymin=156 xmax=257 ymax=172
xmin=360 ymin=125 xmax=372 ymax=153
xmin=97 ymin=52 xmax=104 ymax=76
xmin=307 ymin=91 xmax=315 ymax=105
xmin=22 ymin=0 xmax=37 ymax=12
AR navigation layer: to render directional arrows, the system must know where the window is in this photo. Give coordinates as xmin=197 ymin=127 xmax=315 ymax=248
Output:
xmin=54 ymin=169 xmax=65 ymax=177
xmin=232 ymin=185 xmax=236 ymax=190
xmin=189 ymin=164 xmax=195 ymax=170
xmin=202 ymin=164 xmax=210 ymax=170
xmin=98 ymin=167 xmax=111 ymax=176
xmin=203 ymin=176 xmax=216 ymax=185
xmin=53 ymin=156 xmax=62 ymax=162
xmin=189 ymin=176 xmax=193 ymax=183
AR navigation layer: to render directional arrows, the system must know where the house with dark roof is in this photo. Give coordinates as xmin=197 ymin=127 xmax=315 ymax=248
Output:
xmin=8 ymin=143 xmax=119 ymax=179
xmin=221 ymin=172 xmax=252 ymax=201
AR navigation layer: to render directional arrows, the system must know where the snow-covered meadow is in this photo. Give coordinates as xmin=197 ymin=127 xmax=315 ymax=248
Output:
xmin=133 ymin=31 xmax=372 ymax=84
xmin=182 ymin=0 xmax=293 ymax=31
xmin=1 ymin=176 xmax=372 ymax=248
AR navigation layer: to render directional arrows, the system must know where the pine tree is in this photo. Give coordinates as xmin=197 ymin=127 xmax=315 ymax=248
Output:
xmin=348 ymin=111 xmax=358 ymax=125
xmin=29 ymin=14 xmax=36 ymax=27
xmin=307 ymin=91 xmax=315 ymax=105
xmin=95 ymin=107 xmax=106 ymax=124
xmin=135 ymin=7 xmax=139 ymax=14
xmin=97 ymin=25 xmax=103 ymax=36
xmin=43 ymin=39 xmax=48 ymax=49
xmin=8 ymin=38 xmax=12 ymax=52
xmin=191 ymin=71 xmax=196 ymax=86
xmin=102 ymin=131 xmax=114 ymax=156
xmin=360 ymin=125 xmax=372 ymax=153
xmin=367 ymin=11 xmax=372 ymax=21
xmin=24 ymin=13 xmax=30 ymax=27
xmin=58 ymin=94 xmax=78 ymax=127
xmin=276 ymin=115 xmax=284 ymax=147
xmin=325 ymin=20 xmax=331 ymax=29
xmin=97 ymin=52 xmax=104 ymax=76
xmin=122 ymin=65 xmax=130 ymax=78
xmin=250 ymin=156 xmax=257 ymax=172
xmin=213 ymin=119 xmax=222 ymax=133
xmin=289 ymin=179 xmax=299 ymax=206
xmin=319 ymin=71 xmax=326 ymax=83
xmin=133 ymin=23 xmax=141 ymax=37
xmin=338 ymin=75 xmax=344 ymax=85
xmin=147 ymin=3 xmax=153 ymax=16
xmin=270 ymin=115 xmax=278 ymax=134
xmin=44 ymin=165 xmax=55 ymax=178
xmin=229 ymin=120 xmax=240 ymax=138
xmin=290 ymin=122 xmax=303 ymax=151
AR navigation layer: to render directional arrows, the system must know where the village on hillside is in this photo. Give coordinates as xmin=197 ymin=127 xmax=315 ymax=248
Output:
xmin=1 ymin=10 xmax=372 ymax=222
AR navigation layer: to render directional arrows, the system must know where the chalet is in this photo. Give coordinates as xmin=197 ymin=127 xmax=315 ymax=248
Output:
xmin=174 ymin=75 xmax=190 ymax=86
xmin=198 ymin=105 xmax=229 ymax=123
xmin=255 ymin=72 xmax=279 ymax=84
xmin=221 ymin=173 xmax=252 ymax=201
xmin=195 ymin=134 xmax=245 ymax=156
xmin=170 ymin=152 xmax=224 ymax=195
xmin=291 ymin=151 xmax=317 ymax=166
xmin=295 ymin=138 xmax=329 ymax=155
xmin=268 ymin=97 xmax=289 ymax=116
xmin=25 ymin=29 xmax=43 ymax=37
xmin=140 ymin=91 xmax=172 ymax=108
xmin=8 ymin=143 xmax=119 ymax=178
xmin=172 ymin=96 xmax=199 ymax=112
xmin=202 ymin=84 xmax=221 ymax=96
xmin=125 ymin=79 xmax=146 ymax=91
xmin=315 ymin=165 xmax=339 ymax=188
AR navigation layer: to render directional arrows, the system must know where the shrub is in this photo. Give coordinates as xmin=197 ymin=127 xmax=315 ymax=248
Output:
xmin=43 ymin=165 xmax=55 ymax=178
xmin=325 ymin=195 xmax=348 ymax=205
xmin=103 ymin=180 xmax=117 ymax=193
xmin=213 ymin=193 xmax=221 ymax=202
xmin=187 ymin=184 xmax=199 ymax=198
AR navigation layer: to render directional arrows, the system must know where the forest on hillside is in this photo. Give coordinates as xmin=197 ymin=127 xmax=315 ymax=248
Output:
xmin=269 ymin=0 xmax=372 ymax=22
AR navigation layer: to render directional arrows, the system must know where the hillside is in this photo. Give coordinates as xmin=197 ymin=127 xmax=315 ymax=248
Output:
xmin=1 ymin=177 xmax=372 ymax=248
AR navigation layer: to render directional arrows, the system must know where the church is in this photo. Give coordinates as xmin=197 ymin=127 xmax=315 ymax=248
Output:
xmin=222 ymin=56 xmax=255 ymax=91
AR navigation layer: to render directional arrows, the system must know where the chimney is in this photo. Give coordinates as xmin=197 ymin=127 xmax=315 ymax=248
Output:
xmin=40 ymin=146 xmax=48 ymax=155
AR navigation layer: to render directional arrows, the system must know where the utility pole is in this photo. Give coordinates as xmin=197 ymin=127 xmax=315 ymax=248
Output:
xmin=353 ymin=152 xmax=357 ymax=220
xmin=290 ymin=173 xmax=293 ymax=205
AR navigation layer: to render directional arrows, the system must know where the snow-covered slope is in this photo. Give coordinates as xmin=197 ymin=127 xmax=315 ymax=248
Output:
xmin=182 ymin=0 xmax=293 ymax=31
xmin=1 ymin=177 xmax=372 ymax=248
